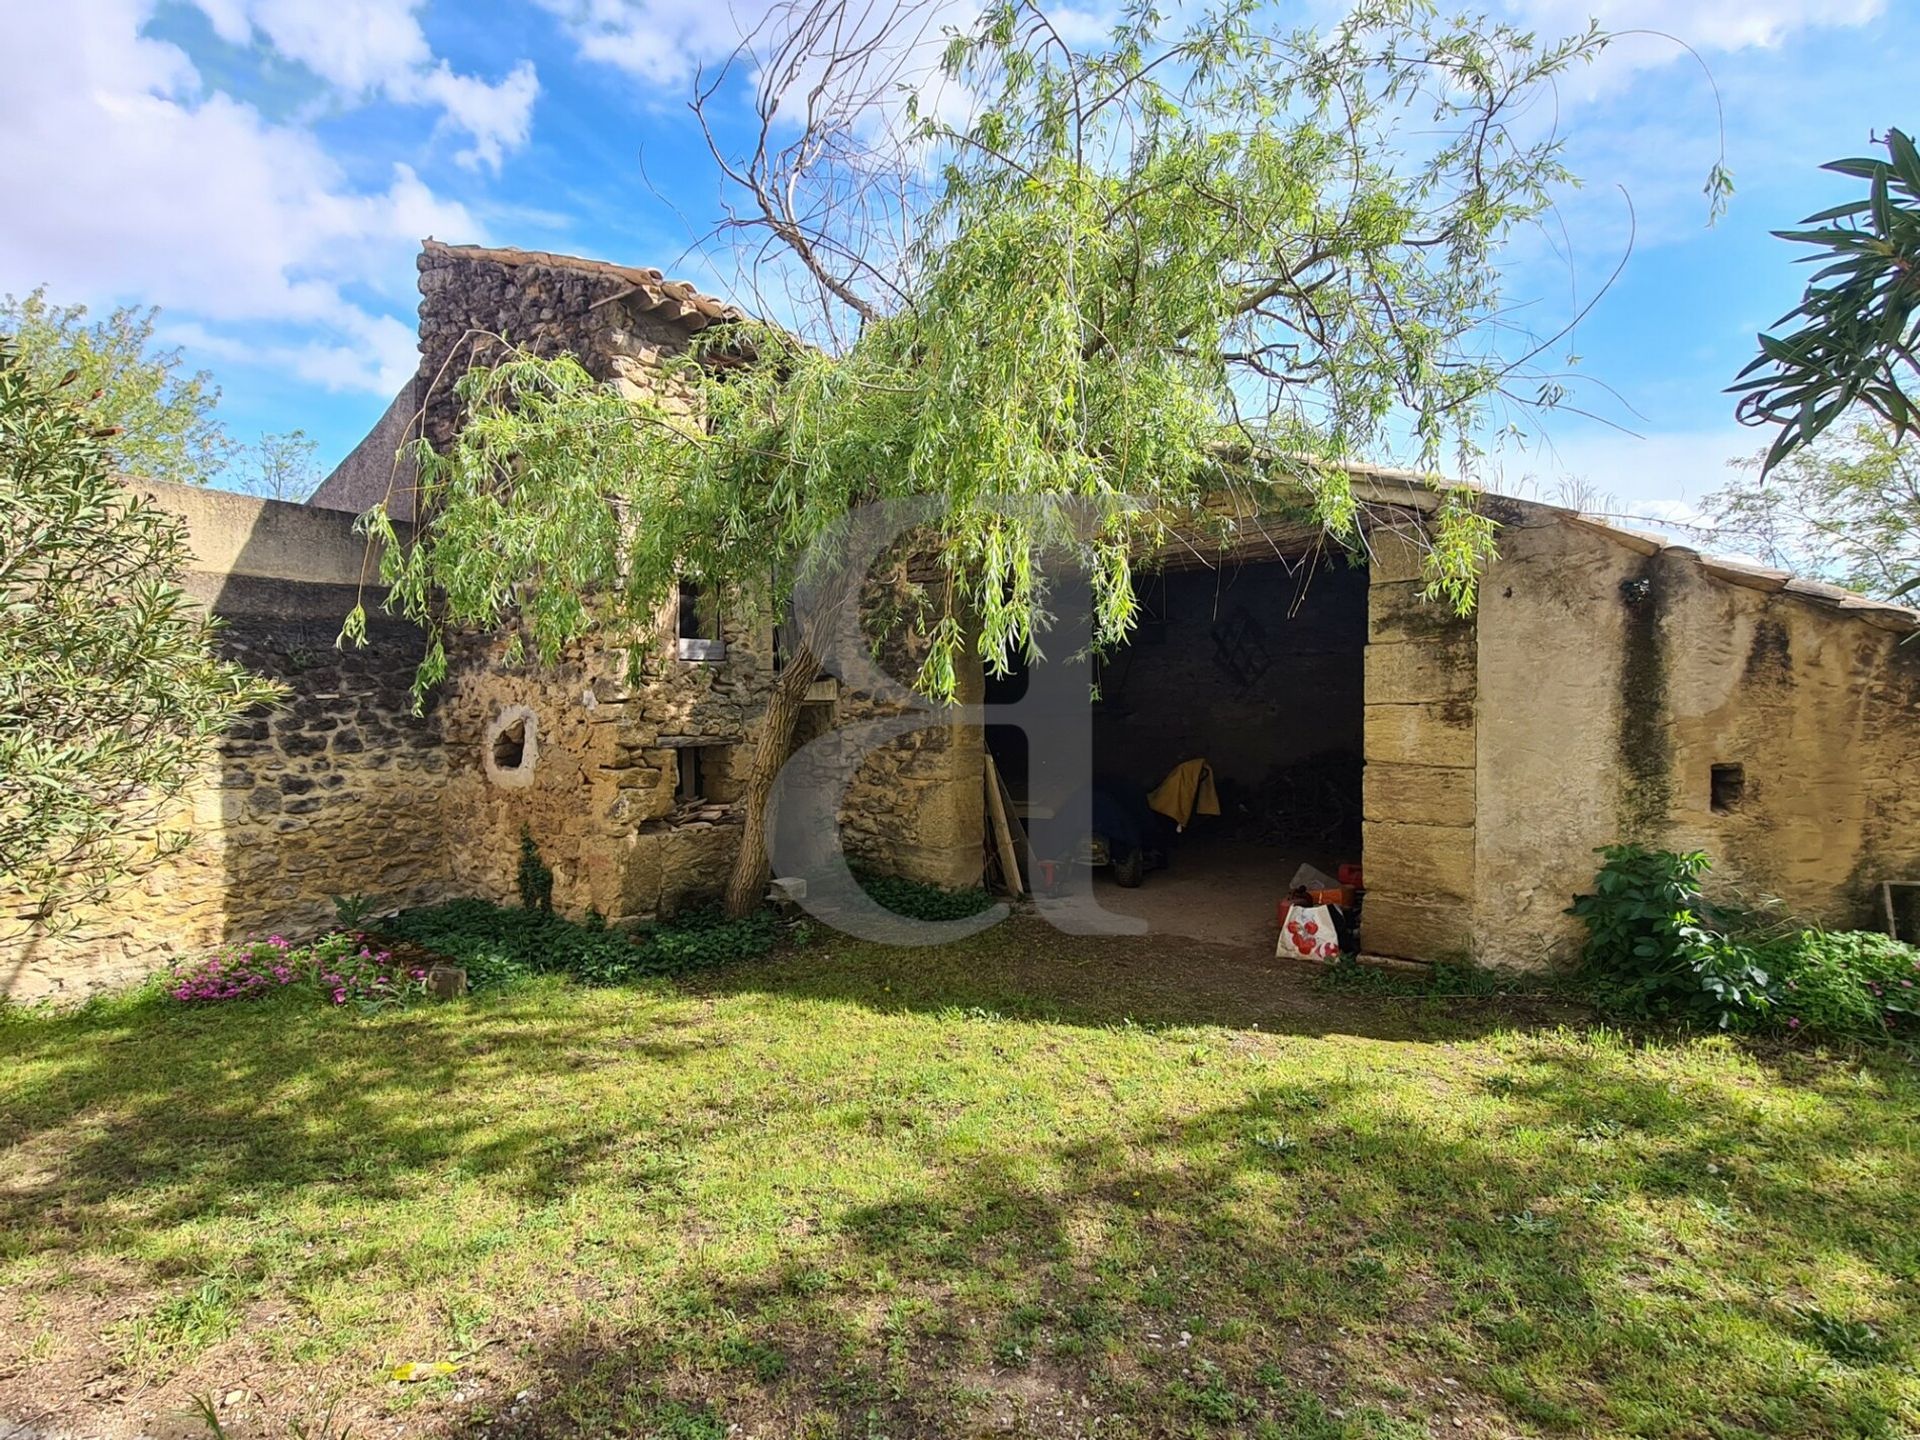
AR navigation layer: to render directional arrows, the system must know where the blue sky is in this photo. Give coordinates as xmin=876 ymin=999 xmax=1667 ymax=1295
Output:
xmin=3 ymin=0 xmax=1914 ymax=521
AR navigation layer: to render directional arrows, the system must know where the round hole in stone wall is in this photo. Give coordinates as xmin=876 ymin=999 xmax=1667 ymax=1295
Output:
xmin=492 ymin=720 xmax=527 ymax=770
xmin=483 ymin=704 xmax=540 ymax=789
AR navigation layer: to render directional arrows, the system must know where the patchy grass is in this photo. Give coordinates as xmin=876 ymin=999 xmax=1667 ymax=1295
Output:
xmin=1 ymin=920 xmax=1916 ymax=1438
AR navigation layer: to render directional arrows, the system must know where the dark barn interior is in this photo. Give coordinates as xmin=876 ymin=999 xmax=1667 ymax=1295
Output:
xmin=986 ymin=552 xmax=1368 ymax=950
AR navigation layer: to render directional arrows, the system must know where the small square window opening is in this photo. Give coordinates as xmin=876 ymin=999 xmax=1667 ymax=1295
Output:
xmin=676 ymin=581 xmax=726 ymax=662
xmin=677 ymin=746 xmax=708 ymax=802
xmin=1710 ymin=763 xmax=1745 ymax=814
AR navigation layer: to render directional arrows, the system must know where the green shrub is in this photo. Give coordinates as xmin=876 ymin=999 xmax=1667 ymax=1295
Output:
xmin=379 ymin=898 xmax=779 ymax=990
xmin=649 ymin=907 xmax=781 ymax=969
xmin=1568 ymin=845 xmax=1775 ymax=1028
xmin=1571 ymin=845 xmax=1920 ymax=1042
xmin=854 ymin=871 xmax=994 ymax=921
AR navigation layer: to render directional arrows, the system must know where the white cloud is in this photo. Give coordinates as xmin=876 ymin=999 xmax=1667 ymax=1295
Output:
xmin=534 ymin=0 xmax=769 ymax=87
xmin=0 ymin=0 xmax=484 ymax=395
xmin=1508 ymin=0 xmax=1882 ymax=60
xmin=536 ymin=0 xmax=994 ymax=128
xmin=413 ymin=59 xmax=540 ymax=170
xmin=1486 ymin=424 xmax=1758 ymax=519
xmin=191 ymin=0 xmax=538 ymax=171
xmin=166 ymin=311 xmax=422 ymax=396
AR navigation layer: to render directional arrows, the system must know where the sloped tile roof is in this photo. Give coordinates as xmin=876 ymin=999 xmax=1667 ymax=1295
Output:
xmin=421 ymin=239 xmax=747 ymax=330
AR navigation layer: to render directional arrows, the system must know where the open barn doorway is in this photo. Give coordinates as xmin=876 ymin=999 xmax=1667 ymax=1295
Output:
xmin=984 ymin=550 xmax=1368 ymax=952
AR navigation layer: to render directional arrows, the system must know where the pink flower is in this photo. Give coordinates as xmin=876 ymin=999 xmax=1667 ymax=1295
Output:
xmin=1788 ymin=1017 xmax=1802 ymax=1029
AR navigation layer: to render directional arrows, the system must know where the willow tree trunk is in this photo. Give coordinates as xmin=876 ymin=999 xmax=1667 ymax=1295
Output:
xmin=722 ymin=642 xmax=822 ymax=916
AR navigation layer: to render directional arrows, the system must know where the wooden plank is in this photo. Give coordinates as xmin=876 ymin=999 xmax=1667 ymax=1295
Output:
xmin=995 ymin=764 xmax=1032 ymax=872
xmin=984 ymin=753 xmax=1026 ymax=897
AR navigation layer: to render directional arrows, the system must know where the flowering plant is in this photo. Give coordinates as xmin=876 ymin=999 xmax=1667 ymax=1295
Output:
xmin=169 ymin=931 xmax=428 ymax=1010
xmin=310 ymin=932 xmax=428 ymax=1009
xmin=168 ymin=934 xmax=305 ymax=1003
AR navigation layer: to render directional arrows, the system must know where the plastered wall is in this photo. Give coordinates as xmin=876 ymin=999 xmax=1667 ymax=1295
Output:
xmin=1470 ymin=511 xmax=1920 ymax=970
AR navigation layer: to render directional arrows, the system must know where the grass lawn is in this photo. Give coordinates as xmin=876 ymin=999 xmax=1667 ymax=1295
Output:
xmin=1 ymin=920 xmax=1916 ymax=1439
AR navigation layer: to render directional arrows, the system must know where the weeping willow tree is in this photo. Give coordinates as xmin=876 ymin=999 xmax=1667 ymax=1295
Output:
xmin=357 ymin=0 xmax=1642 ymax=915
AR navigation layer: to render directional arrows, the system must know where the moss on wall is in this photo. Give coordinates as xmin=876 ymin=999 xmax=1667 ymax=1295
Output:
xmin=1613 ymin=554 xmax=1674 ymax=843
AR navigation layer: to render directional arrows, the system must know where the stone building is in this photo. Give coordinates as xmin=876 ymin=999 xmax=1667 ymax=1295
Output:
xmin=304 ymin=242 xmax=1920 ymax=970
xmin=5 ymin=238 xmax=1918 ymax=998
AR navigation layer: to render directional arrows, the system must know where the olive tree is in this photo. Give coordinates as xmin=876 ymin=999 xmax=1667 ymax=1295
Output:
xmin=360 ymin=0 xmax=1637 ymax=915
xmin=0 ymin=345 xmax=281 ymax=922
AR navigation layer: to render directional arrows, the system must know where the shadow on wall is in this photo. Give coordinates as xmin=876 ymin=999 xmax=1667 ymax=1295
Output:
xmin=0 ymin=483 xmax=453 ymax=1001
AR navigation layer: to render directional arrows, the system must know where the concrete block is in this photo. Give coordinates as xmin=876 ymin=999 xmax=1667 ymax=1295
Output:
xmin=1361 ymin=891 xmax=1475 ymax=962
xmin=1368 ymin=580 xmax=1474 ymax=644
xmin=1364 ymin=527 xmax=1428 ymax=584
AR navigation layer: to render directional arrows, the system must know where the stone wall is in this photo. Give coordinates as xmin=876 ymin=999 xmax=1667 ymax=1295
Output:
xmin=1359 ymin=526 xmax=1479 ymax=962
xmin=440 ymin=614 xmax=777 ymax=921
xmin=1 ymin=484 xmax=451 ymax=1001
xmin=416 ymin=243 xmax=986 ymax=915
xmin=438 ymin=607 xmax=986 ymax=919
xmin=414 ymin=241 xmax=731 ymax=456
xmin=1470 ymin=510 xmax=1920 ymax=971
xmin=834 ymin=629 xmax=986 ymax=892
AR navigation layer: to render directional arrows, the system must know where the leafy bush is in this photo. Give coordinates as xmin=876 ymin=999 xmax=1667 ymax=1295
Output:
xmin=649 ymin=907 xmax=781 ymax=969
xmin=1571 ymin=845 xmax=1920 ymax=1041
xmin=309 ymin=934 xmax=429 ymax=1009
xmin=1568 ymin=845 xmax=1773 ymax=1027
xmin=379 ymin=898 xmax=779 ymax=989
xmin=855 ymin=871 xmax=994 ymax=922
xmin=1 ymin=341 xmax=283 ymax=921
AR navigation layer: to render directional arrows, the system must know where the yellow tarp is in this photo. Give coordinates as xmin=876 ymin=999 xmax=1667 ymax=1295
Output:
xmin=1147 ymin=758 xmax=1220 ymax=831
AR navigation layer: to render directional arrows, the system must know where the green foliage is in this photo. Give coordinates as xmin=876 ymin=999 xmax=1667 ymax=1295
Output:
xmin=1568 ymin=846 xmax=1774 ymax=1028
xmin=379 ymin=898 xmax=779 ymax=989
xmin=0 ymin=286 xmax=232 ymax=487
xmin=355 ymin=2 xmax=1622 ymax=710
xmin=855 ymin=872 xmax=995 ymax=922
xmin=515 ymin=826 xmax=554 ymax=913
xmin=166 ymin=931 xmax=429 ymax=1011
xmin=648 ymin=907 xmax=782 ymax=971
xmin=331 ymin=892 xmax=381 ymax=930
xmin=1571 ymin=846 xmax=1920 ymax=1042
xmin=1798 ymin=1307 xmax=1892 ymax=1365
xmin=0 ymin=343 xmax=283 ymax=921
xmin=1758 ymin=928 xmax=1920 ymax=1041
xmin=1701 ymin=419 xmax=1920 ymax=601
xmin=1731 ymin=127 xmax=1920 ymax=470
